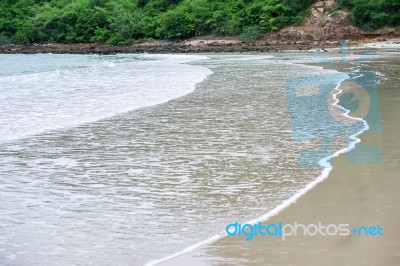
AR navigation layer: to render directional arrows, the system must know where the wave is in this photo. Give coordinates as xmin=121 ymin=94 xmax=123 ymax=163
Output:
xmin=0 ymin=54 xmax=212 ymax=144
xmin=145 ymin=68 xmax=369 ymax=266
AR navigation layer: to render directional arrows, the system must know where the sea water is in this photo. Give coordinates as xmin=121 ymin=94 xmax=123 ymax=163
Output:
xmin=0 ymin=53 xmax=365 ymax=265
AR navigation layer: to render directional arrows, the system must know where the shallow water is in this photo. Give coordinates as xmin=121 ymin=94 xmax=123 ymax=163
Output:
xmin=160 ymin=53 xmax=400 ymax=266
xmin=0 ymin=53 xmax=368 ymax=265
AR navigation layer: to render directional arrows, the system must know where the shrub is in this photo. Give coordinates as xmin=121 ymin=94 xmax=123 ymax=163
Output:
xmin=12 ymin=31 xmax=30 ymax=44
xmin=304 ymin=33 xmax=314 ymax=41
xmin=0 ymin=33 xmax=11 ymax=45
xmin=239 ymin=25 xmax=264 ymax=42
xmin=156 ymin=7 xmax=195 ymax=39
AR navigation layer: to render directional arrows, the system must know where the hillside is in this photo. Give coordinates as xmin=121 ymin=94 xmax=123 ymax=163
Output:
xmin=0 ymin=0 xmax=399 ymax=47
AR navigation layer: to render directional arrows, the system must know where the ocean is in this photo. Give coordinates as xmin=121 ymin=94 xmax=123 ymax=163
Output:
xmin=0 ymin=52 xmax=372 ymax=265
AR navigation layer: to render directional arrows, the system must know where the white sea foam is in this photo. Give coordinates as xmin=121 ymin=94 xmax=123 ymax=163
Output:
xmin=0 ymin=54 xmax=211 ymax=143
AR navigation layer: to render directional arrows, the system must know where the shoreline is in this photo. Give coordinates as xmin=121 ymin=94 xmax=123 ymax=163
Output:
xmin=0 ymin=41 xmax=337 ymax=54
xmin=156 ymin=53 xmax=400 ymax=265
xmin=1 ymin=37 xmax=399 ymax=55
xmin=145 ymin=54 xmax=368 ymax=266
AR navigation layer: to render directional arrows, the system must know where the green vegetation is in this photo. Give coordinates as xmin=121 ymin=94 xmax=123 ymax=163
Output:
xmin=303 ymin=32 xmax=314 ymax=41
xmin=0 ymin=0 xmax=399 ymax=45
xmin=239 ymin=25 xmax=263 ymax=42
xmin=0 ymin=0 xmax=315 ymax=44
xmin=338 ymin=0 xmax=400 ymax=31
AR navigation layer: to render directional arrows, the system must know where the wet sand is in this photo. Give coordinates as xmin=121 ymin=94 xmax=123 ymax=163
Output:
xmin=158 ymin=55 xmax=400 ymax=265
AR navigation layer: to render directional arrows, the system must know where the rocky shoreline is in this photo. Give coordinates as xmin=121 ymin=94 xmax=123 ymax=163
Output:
xmin=0 ymin=37 xmax=396 ymax=55
xmin=0 ymin=40 xmax=338 ymax=54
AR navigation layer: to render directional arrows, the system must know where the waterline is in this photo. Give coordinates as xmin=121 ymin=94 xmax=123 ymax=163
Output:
xmin=144 ymin=68 xmax=370 ymax=265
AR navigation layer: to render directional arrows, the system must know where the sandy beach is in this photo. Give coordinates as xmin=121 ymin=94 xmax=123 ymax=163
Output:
xmin=156 ymin=51 xmax=400 ymax=266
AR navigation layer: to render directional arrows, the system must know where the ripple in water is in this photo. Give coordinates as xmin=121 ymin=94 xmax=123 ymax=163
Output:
xmin=0 ymin=54 xmax=358 ymax=265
